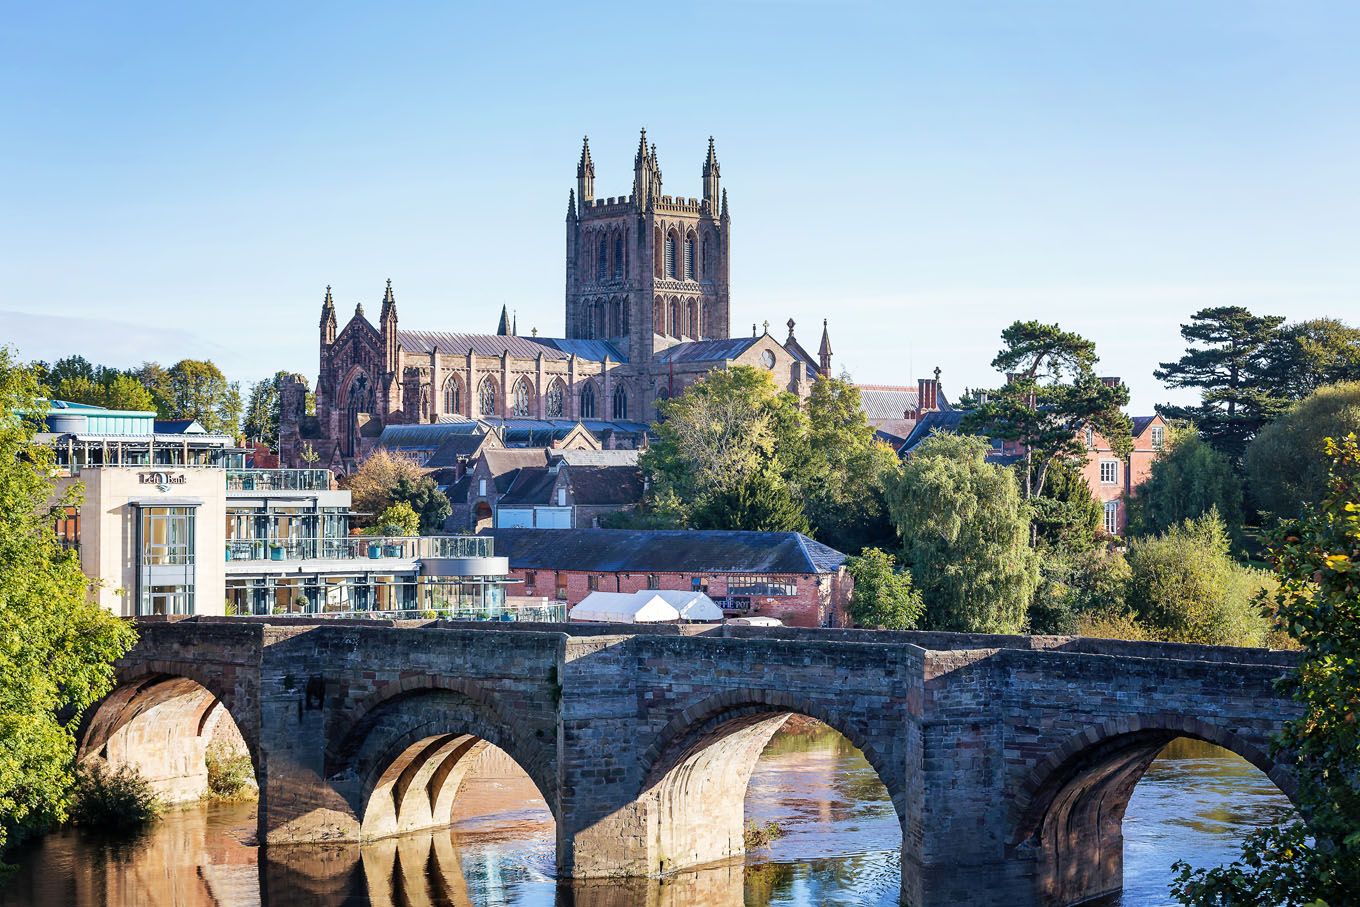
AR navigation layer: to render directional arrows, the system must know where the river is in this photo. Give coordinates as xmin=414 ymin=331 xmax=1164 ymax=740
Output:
xmin=0 ymin=728 xmax=1293 ymax=907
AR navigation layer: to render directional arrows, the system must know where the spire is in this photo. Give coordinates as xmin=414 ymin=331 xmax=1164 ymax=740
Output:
xmin=320 ymin=285 xmax=337 ymax=343
xmin=703 ymin=136 xmax=720 ymax=204
xmin=381 ymin=278 xmax=396 ymax=319
xmin=818 ymin=319 xmax=833 ymax=378
xmin=634 ymin=127 xmax=649 ymax=166
xmin=512 ymin=310 xmax=518 ymax=336
xmin=576 ymin=136 xmax=594 ymax=203
xmin=721 ymin=187 xmax=729 ymax=221
xmin=567 ymin=188 xmax=577 ymax=220
xmin=355 ymin=301 xmax=365 ymax=319
xmin=633 ymin=127 xmax=661 ymax=208
xmin=496 ymin=304 xmax=511 ymax=336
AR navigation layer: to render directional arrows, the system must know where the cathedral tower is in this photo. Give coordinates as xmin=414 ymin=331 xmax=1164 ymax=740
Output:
xmin=565 ymin=130 xmax=731 ymax=363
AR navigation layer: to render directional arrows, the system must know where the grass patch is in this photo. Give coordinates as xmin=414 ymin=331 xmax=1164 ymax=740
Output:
xmin=71 ymin=763 xmax=161 ymax=833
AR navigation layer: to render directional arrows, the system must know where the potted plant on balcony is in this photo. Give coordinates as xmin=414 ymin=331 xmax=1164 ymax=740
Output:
xmin=269 ymin=541 xmax=285 ymax=561
xmin=368 ymin=502 xmax=419 ymax=558
xmin=293 ymin=594 xmax=311 ymax=614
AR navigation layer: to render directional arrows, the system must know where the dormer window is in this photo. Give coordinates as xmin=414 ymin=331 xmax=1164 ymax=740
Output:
xmin=1151 ymin=425 xmax=1165 ymax=451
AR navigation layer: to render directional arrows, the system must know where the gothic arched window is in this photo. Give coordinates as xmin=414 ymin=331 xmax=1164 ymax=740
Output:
xmin=665 ymin=233 xmax=677 ymax=279
xmin=702 ymin=234 xmax=711 ymax=277
xmin=579 ymin=382 xmax=596 ymax=419
xmin=653 ymin=296 xmax=665 ymax=335
xmin=545 ymin=380 xmax=565 ymax=418
xmin=477 ymin=376 xmax=498 ymax=417
xmin=654 ymin=226 xmax=664 ymax=278
xmin=670 ymin=297 xmax=682 ymax=337
xmin=442 ymin=377 xmax=461 ymax=415
xmin=612 ymin=384 xmax=628 ymax=420
xmin=614 ymin=234 xmax=624 ymax=279
xmin=512 ymin=378 xmax=532 ymax=417
xmin=684 ymin=234 xmax=696 ymax=280
xmin=597 ymin=237 xmax=607 ymax=281
xmin=687 ymin=299 xmax=699 ymax=338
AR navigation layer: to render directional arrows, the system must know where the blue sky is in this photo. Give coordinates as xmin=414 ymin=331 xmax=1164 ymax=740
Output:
xmin=2 ymin=1 xmax=1357 ymax=412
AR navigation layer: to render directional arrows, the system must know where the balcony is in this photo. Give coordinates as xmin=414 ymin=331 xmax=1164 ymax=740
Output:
xmin=226 ymin=469 xmax=332 ymax=492
xmin=226 ymin=536 xmax=420 ymax=563
xmin=223 ymin=534 xmax=494 ymax=565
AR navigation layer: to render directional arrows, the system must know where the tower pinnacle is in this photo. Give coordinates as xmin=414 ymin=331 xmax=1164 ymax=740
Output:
xmin=703 ymin=136 xmax=720 ymax=204
xmin=818 ymin=319 xmax=833 ymax=378
xmin=496 ymin=304 xmax=511 ymax=336
xmin=577 ymin=136 xmax=595 ymax=202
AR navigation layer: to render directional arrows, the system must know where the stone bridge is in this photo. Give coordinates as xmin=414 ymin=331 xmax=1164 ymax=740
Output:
xmin=79 ymin=617 xmax=1302 ymax=907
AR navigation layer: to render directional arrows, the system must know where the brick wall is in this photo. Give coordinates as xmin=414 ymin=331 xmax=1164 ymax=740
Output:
xmin=508 ymin=567 xmax=844 ymax=627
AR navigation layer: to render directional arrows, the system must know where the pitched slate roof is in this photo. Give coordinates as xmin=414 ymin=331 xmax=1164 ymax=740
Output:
xmin=1132 ymin=415 xmax=1159 ymax=437
xmin=425 ymin=433 xmax=490 ymax=468
xmin=377 ymin=420 xmax=482 ymax=451
xmin=652 ymin=337 xmax=760 ymax=365
xmin=567 ymin=465 xmax=644 ymax=505
xmin=552 ymin=449 xmax=641 ymax=467
xmin=857 ymin=385 xmax=919 ymax=423
xmin=396 ymin=331 xmax=625 ymax=363
xmin=497 ymin=468 xmax=559 ymax=506
xmin=897 ymin=409 xmax=970 ymax=455
xmin=482 ymin=448 xmax=550 ymax=476
xmin=486 ymin=528 xmax=847 ymax=574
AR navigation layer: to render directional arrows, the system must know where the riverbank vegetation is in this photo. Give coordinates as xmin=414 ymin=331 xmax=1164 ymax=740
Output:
xmin=204 ymin=743 xmax=257 ymax=801
xmin=743 ymin=819 xmax=786 ymax=850
xmin=1171 ymin=434 xmax=1360 ymax=904
xmin=69 ymin=764 xmax=162 ymax=833
xmin=0 ymin=350 xmax=137 ymax=864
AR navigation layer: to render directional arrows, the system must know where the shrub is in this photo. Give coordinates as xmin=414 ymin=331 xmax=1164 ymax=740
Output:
xmin=204 ymin=743 xmax=255 ymax=800
xmin=70 ymin=763 xmax=161 ymax=832
xmin=1129 ymin=427 xmax=1243 ymax=537
xmin=1126 ymin=511 xmax=1270 ymax=647
xmin=845 ymin=548 xmax=923 ymax=630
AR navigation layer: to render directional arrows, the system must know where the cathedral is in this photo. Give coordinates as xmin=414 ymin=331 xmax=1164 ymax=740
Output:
xmin=280 ymin=130 xmax=833 ymax=471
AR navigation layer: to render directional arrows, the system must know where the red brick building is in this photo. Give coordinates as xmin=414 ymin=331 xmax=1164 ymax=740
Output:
xmin=1078 ymin=414 xmax=1167 ymax=535
xmin=487 ymin=528 xmax=852 ymax=627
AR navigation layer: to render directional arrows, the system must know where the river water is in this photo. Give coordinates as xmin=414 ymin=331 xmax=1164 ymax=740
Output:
xmin=0 ymin=729 xmax=1293 ymax=907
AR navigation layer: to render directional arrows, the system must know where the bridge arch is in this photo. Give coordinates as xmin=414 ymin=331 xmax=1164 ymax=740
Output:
xmin=1011 ymin=714 xmax=1299 ymax=906
xmin=637 ymin=688 xmax=905 ymax=876
xmin=325 ymin=678 xmax=556 ymax=841
xmin=78 ymin=662 xmax=258 ymax=804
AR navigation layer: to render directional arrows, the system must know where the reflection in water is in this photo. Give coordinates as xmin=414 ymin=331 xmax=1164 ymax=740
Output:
xmin=0 ymin=732 xmax=1293 ymax=907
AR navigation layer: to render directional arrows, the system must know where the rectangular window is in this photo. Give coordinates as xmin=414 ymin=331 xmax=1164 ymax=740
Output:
xmin=478 ymin=478 xmax=487 ymax=496
xmin=647 ymin=574 xmax=659 ymax=590
xmin=1084 ymin=427 xmax=1096 ymax=449
xmin=1151 ymin=425 xmax=1165 ymax=450
xmin=588 ymin=575 xmax=599 ymax=592
xmin=55 ymin=506 xmax=80 ymax=552
xmin=726 ymin=574 xmax=799 ymax=597
xmin=524 ymin=570 xmax=537 ymax=591
xmin=1099 ymin=460 xmax=1119 ymax=484
xmin=555 ymin=572 xmax=567 ymax=600
xmin=138 ymin=505 xmax=197 ymax=616
xmin=1104 ymin=501 xmax=1120 ymax=535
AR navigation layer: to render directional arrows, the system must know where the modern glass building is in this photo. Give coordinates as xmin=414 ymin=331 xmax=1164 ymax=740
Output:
xmin=38 ymin=400 xmax=548 ymax=621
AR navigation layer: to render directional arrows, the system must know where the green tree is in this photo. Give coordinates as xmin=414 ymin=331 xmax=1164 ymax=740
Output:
xmin=1129 ymin=426 xmax=1244 ymax=537
xmin=100 ymin=374 xmax=157 ymax=412
xmin=1030 ymin=547 xmax=1132 ymax=635
xmin=1263 ymin=316 xmax=1360 ymax=400
xmin=367 ymin=501 xmax=421 ymax=537
xmin=390 ymin=475 xmax=453 ymax=534
xmin=163 ymin=359 xmax=242 ymax=436
xmin=1126 ymin=511 xmax=1270 ymax=646
xmin=0 ymin=348 xmax=137 ymax=856
xmin=1030 ymin=459 xmax=1103 ymax=552
xmin=964 ymin=320 xmax=1132 ymax=501
xmin=1155 ymin=306 xmax=1287 ymax=464
xmin=1246 ymin=381 xmax=1360 ymax=523
xmin=344 ymin=450 xmax=426 ymax=527
xmin=130 ymin=361 xmax=175 ymax=417
xmin=1172 ymin=434 xmax=1360 ymax=905
xmin=845 ymin=548 xmax=923 ymax=630
xmin=800 ymin=377 xmax=902 ymax=552
xmin=689 ymin=464 xmax=809 ymax=533
xmin=887 ymin=433 xmax=1038 ymax=633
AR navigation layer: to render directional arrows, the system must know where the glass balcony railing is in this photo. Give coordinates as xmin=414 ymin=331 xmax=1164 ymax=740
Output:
xmin=226 ymin=469 xmax=332 ymax=492
xmin=419 ymin=536 xmax=494 ymax=559
xmin=225 ymin=536 xmax=421 ymax=562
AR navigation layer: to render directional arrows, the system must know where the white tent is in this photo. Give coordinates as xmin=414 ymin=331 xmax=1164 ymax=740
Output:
xmin=569 ymin=591 xmax=681 ymax=623
xmin=649 ymin=590 xmax=724 ymax=622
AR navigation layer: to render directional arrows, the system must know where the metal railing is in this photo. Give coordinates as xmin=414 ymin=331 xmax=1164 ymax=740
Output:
xmin=225 ymin=536 xmax=421 ymax=562
xmin=222 ymin=602 xmax=566 ymax=623
xmin=225 ymin=469 xmax=332 ymax=492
